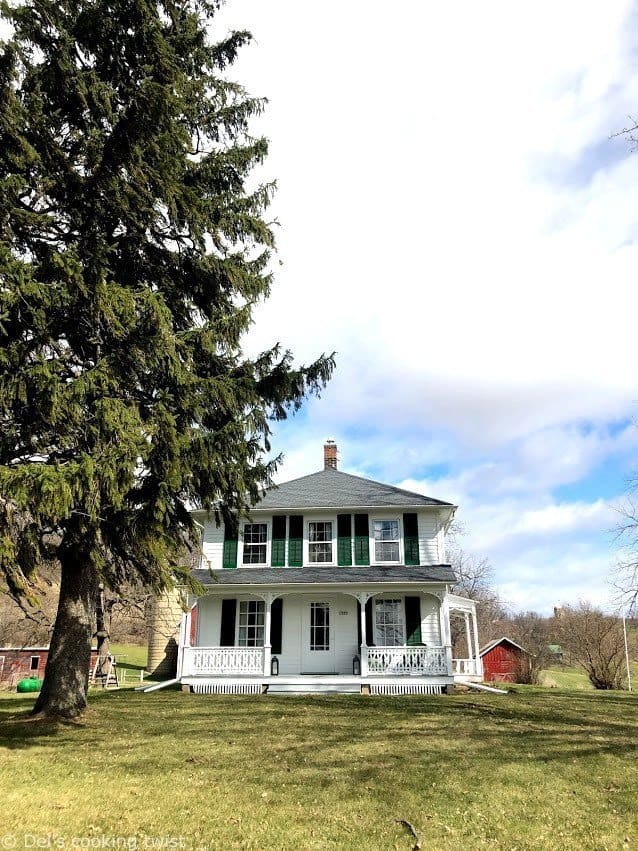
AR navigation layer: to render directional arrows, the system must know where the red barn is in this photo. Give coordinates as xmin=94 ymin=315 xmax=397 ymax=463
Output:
xmin=479 ymin=637 xmax=531 ymax=683
xmin=0 ymin=647 xmax=99 ymax=688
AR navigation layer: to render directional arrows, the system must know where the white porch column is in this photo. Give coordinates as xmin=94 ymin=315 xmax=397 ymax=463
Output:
xmin=471 ymin=609 xmax=482 ymax=677
xmin=357 ymin=593 xmax=370 ymax=675
xmin=440 ymin=597 xmax=453 ymax=676
xmin=176 ymin=612 xmax=188 ymax=678
xmin=263 ymin=594 xmax=273 ymax=676
xmin=464 ymin=612 xmax=472 ymax=661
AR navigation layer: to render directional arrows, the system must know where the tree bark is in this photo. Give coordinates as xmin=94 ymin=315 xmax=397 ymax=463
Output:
xmin=32 ymin=552 xmax=98 ymax=718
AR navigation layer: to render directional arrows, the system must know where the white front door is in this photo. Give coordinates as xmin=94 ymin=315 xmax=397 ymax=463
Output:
xmin=301 ymin=600 xmax=335 ymax=673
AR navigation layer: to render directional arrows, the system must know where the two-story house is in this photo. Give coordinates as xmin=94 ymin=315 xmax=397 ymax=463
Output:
xmin=169 ymin=443 xmax=482 ymax=695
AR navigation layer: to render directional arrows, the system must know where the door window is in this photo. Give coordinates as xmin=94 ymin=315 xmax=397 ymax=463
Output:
xmin=310 ymin=602 xmax=330 ymax=650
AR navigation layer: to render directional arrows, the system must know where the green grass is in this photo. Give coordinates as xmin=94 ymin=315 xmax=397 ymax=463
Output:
xmin=540 ymin=662 xmax=638 ymax=691
xmin=1 ymin=687 xmax=637 ymax=850
xmin=540 ymin=666 xmax=593 ymax=689
xmin=109 ymin=642 xmax=149 ymax=687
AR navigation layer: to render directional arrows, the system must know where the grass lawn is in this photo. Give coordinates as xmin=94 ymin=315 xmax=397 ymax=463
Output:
xmin=1 ymin=687 xmax=637 ymax=850
xmin=109 ymin=643 xmax=149 ymax=687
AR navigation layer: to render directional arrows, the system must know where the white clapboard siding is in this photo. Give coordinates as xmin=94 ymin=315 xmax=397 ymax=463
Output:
xmin=420 ymin=593 xmax=442 ymax=645
xmin=195 ymin=595 xmax=221 ymax=646
xmin=332 ymin=596 xmax=359 ymax=674
xmin=418 ymin=512 xmax=440 ymax=564
xmin=278 ymin=595 xmax=302 ymax=675
xmin=202 ymin=518 xmax=225 ymax=570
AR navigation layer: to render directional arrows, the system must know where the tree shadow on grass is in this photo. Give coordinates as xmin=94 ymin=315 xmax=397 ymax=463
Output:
xmin=1 ymin=688 xmax=637 ymax=768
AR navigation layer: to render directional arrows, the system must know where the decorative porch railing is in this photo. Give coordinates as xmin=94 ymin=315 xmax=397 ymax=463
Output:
xmin=364 ymin=646 xmax=449 ymax=676
xmin=452 ymin=657 xmax=481 ymax=677
xmin=182 ymin=646 xmax=265 ymax=676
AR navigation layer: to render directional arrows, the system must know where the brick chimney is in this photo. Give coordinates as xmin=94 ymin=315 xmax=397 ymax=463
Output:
xmin=323 ymin=440 xmax=338 ymax=470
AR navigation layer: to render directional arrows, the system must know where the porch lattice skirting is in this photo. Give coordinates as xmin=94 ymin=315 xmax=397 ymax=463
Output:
xmin=369 ymin=682 xmax=443 ymax=695
xmin=191 ymin=681 xmax=263 ymax=695
xmin=180 ymin=675 xmax=453 ymax=695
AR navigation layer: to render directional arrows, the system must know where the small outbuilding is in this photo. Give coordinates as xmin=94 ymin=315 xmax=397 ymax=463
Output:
xmin=0 ymin=646 xmax=99 ymax=689
xmin=479 ymin=637 xmax=531 ymax=683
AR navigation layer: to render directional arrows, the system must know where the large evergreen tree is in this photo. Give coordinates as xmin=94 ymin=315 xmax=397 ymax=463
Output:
xmin=0 ymin=0 xmax=333 ymax=717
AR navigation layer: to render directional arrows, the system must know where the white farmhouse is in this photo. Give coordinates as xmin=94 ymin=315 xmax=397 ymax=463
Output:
xmin=171 ymin=442 xmax=482 ymax=695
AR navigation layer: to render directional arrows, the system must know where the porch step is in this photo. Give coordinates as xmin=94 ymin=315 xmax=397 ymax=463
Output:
xmin=267 ymin=682 xmax=360 ymax=695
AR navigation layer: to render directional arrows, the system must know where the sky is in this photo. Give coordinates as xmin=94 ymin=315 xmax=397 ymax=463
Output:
xmin=2 ymin=2 xmax=637 ymax=614
xmin=212 ymin=0 xmax=638 ymax=614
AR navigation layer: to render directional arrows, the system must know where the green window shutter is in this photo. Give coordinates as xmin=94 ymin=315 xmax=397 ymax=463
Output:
xmin=403 ymin=513 xmax=419 ymax=566
xmin=220 ymin=599 xmax=237 ymax=646
xmin=354 ymin=514 xmax=369 ymax=565
xmin=405 ymin=596 xmax=422 ymax=646
xmin=288 ymin=515 xmax=303 ymax=567
xmin=337 ymin=514 xmax=352 ymax=566
xmin=270 ymin=598 xmax=283 ymax=654
xmin=222 ymin=519 xmax=238 ymax=569
xmin=271 ymin=516 xmax=286 ymax=567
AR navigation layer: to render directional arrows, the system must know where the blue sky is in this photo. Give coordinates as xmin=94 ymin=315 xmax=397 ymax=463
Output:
xmin=211 ymin=0 xmax=638 ymax=613
xmin=1 ymin=2 xmax=636 ymax=612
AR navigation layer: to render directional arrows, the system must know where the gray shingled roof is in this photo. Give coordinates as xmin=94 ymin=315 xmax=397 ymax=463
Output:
xmin=251 ymin=468 xmax=454 ymax=511
xmin=192 ymin=565 xmax=456 ymax=586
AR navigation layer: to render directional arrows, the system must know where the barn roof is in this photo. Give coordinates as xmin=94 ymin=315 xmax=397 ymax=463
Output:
xmin=479 ymin=636 xmax=530 ymax=657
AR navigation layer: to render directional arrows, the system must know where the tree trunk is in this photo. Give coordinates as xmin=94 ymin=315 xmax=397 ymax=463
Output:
xmin=32 ymin=553 xmax=98 ymax=718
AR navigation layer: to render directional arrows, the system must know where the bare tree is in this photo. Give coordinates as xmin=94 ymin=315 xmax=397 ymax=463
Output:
xmin=612 ymin=497 xmax=638 ymax=613
xmin=505 ymin=611 xmax=553 ymax=685
xmin=448 ymin=541 xmax=506 ymax=655
xmin=554 ymin=602 xmax=629 ymax=690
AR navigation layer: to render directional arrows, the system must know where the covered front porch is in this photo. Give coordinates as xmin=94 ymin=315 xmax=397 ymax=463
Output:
xmin=177 ymin=583 xmax=482 ymax=693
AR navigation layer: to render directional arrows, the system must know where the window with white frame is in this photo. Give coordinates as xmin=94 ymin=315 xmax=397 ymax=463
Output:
xmin=308 ymin=521 xmax=333 ymax=563
xmin=242 ymin=523 xmax=267 ymax=564
xmin=237 ymin=600 xmax=265 ymax=646
xmin=310 ymin=602 xmax=330 ymax=650
xmin=30 ymin=655 xmax=40 ymax=671
xmin=374 ymin=598 xmax=404 ymax=646
xmin=373 ymin=519 xmax=400 ymax=562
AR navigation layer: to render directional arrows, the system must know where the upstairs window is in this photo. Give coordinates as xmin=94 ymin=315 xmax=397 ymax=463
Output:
xmin=309 ymin=521 xmax=333 ymax=563
xmin=242 ymin=523 xmax=267 ymax=565
xmin=374 ymin=520 xmax=400 ymax=562
xmin=237 ymin=600 xmax=265 ymax=646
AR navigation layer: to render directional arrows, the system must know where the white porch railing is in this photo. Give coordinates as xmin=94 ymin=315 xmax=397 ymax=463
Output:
xmin=182 ymin=646 xmax=265 ymax=676
xmin=364 ymin=646 xmax=449 ymax=676
xmin=452 ymin=657 xmax=481 ymax=677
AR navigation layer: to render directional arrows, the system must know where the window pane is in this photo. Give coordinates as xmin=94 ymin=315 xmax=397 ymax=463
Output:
xmin=242 ymin=523 xmax=267 ymax=564
xmin=375 ymin=599 xmax=403 ymax=646
xmin=375 ymin=541 xmax=399 ymax=562
xmin=310 ymin=602 xmax=330 ymax=650
xmin=374 ymin=520 xmax=399 ymax=541
xmin=309 ymin=522 xmax=333 ymax=563
xmin=237 ymin=600 xmax=265 ymax=646
xmin=373 ymin=520 xmax=400 ymax=562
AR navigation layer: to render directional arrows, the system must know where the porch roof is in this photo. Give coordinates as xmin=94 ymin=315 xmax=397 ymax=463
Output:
xmin=192 ymin=564 xmax=456 ymax=585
